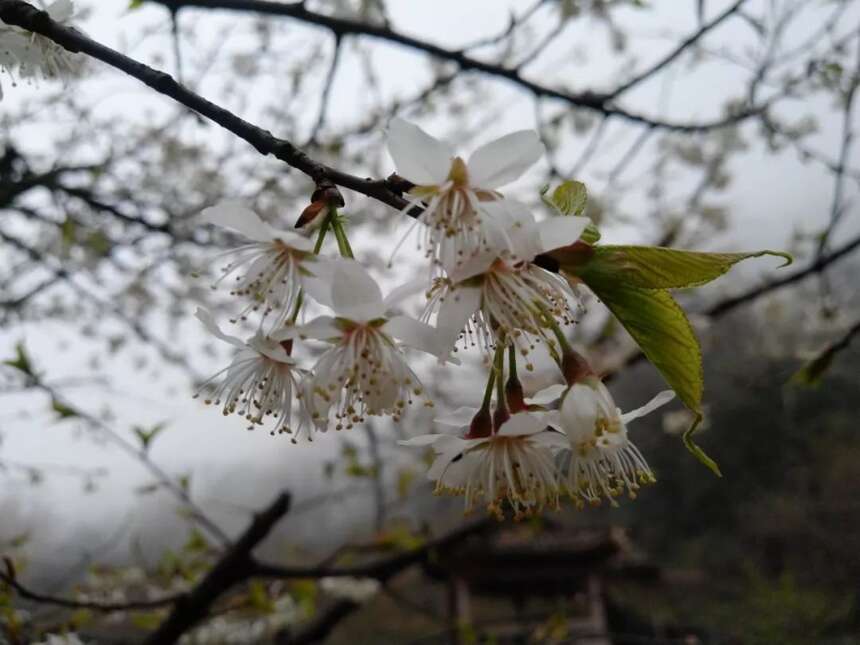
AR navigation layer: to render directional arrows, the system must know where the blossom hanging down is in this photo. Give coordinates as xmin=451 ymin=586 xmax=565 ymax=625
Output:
xmin=424 ymin=204 xmax=590 ymax=361
xmin=0 ymin=0 xmax=78 ymax=100
xmin=275 ymin=259 xmax=450 ymax=432
xmin=386 ymin=117 xmax=545 ymax=273
xmin=547 ymin=378 xmax=675 ymax=506
xmin=200 ymin=201 xmax=331 ymax=332
xmin=401 ymin=408 xmax=567 ymax=519
xmin=194 ymin=308 xmax=308 ymax=438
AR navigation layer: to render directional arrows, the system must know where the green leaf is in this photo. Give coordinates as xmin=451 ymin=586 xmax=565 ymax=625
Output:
xmin=3 ymin=342 xmax=34 ymax=377
xmin=51 ymin=398 xmax=78 ymax=420
xmin=550 ymin=180 xmax=588 ymax=217
xmin=574 ymin=266 xmax=720 ymax=475
xmin=540 ymin=180 xmax=600 ymax=244
xmin=586 ymin=246 xmax=792 ymax=290
xmin=132 ymin=422 xmax=167 ymax=453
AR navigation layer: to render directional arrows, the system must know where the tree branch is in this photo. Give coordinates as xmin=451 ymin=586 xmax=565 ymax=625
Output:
xmin=607 ymin=0 xmax=748 ymax=99
xmin=142 ymin=492 xmax=291 ymax=645
xmin=142 ymin=0 xmax=765 ymax=133
xmin=0 ymin=557 xmax=180 ymax=612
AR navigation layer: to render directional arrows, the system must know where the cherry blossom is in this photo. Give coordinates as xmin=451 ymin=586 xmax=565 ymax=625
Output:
xmin=275 ymin=259 xmax=448 ymax=432
xmin=424 ymin=206 xmax=590 ymax=360
xmin=194 ymin=308 xmax=309 ymax=439
xmin=547 ymin=379 xmax=675 ymax=506
xmin=200 ymin=201 xmax=332 ymax=333
xmin=401 ymin=408 xmax=567 ymax=519
xmin=387 ymin=118 xmax=545 ymax=273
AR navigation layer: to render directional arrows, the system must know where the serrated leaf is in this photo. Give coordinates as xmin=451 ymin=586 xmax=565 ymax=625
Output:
xmin=587 ymin=246 xmax=792 ymax=290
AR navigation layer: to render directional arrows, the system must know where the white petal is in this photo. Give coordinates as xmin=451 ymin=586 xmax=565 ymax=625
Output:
xmin=195 ymin=307 xmax=245 ymax=348
xmin=435 ymin=406 xmax=479 ymax=428
xmin=387 ymin=118 xmax=453 ymax=185
xmin=536 ymin=216 xmax=590 ymax=253
xmin=527 ymin=383 xmax=567 ymax=406
xmin=559 ymin=383 xmax=600 ymax=442
xmin=497 ymin=412 xmax=549 ymax=437
xmin=330 ymin=261 xmax=386 ymax=322
xmin=621 ymin=390 xmax=676 ymax=424
xmin=531 ymin=429 xmax=570 ymax=450
xmin=288 ymin=316 xmax=341 ymax=341
xmin=200 ymin=201 xmax=276 ymax=242
xmin=398 ymin=434 xmax=448 ymax=447
xmin=382 ymin=315 xmax=453 ymax=361
xmin=427 ymin=446 xmax=468 ymax=481
xmin=272 ymin=228 xmax=315 ymax=252
xmin=301 ymin=257 xmax=341 ymax=309
xmin=435 ymin=285 xmax=482 ymax=351
xmin=383 ymin=277 xmax=428 ymax=312
xmin=249 ymin=335 xmax=296 ymax=363
xmin=479 ymin=199 xmax=542 ymax=261
xmin=446 ymin=251 xmax=497 ymax=284
xmin=467 ymin=130 xmax=544 ymax=189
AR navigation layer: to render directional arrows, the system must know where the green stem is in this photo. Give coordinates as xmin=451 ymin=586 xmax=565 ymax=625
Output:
xmin=480 ymin=363 xmax=496 ymax=412
xmin=313 ymin=214 xmax=331 ymax=254
xmin=493 ymin=342 xmax=507 ymax=411
xmin=507 ymin=344 xmax=518 ymax=381
xmin=331 ymin=214 xmax=354 ymax=259
xmin=288 ymin=209 xmax=332 ymax=324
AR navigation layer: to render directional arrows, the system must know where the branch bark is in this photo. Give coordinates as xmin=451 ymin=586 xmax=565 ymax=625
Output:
xmin=142 ymin=492 xmax=292 ymax=645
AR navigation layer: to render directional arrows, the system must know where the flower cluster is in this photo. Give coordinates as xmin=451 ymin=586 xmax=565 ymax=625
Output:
xmin=388 ymin=118 xmax=590 ymax=361
xmin=197 ymin=119 xmax=679 ymax=519
xmin=402 ymin=349 xmax=675 ymax=518
xmin=0 ymin=0 xmax=78 ymax=100
xmin=196 ymin=201 xmax=448 ymax=441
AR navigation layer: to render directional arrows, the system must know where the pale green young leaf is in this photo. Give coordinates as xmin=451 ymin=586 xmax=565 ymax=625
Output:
xmin=587 ymin=245 xmax=792 ymax=290
xmin=550 ymin=180 xmax=588 ymax=217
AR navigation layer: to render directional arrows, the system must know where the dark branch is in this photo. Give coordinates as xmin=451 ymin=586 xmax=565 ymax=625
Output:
xmin=141 ymin=0 xmax=765 ymax=133
xmin=143 ymin=492 xmax=291 ymax=645
xmin=0 ymin=0 xmax=409 ymax=213
xmin=607 ymin=0 xmax=748 ymax=99
xmin=0 ymin=557 xmax=180 ymax=612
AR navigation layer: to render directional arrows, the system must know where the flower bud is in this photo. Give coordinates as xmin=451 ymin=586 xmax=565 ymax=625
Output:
xmin=465 ymin=405 xmax=493 ymax=439
xmin=505 ymin=373 xmax=527 ymax=413
xmin=561 ymin=347 xmax=595 ymax=386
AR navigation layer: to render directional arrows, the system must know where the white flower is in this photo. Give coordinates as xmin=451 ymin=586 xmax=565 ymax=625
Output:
xmin=423 ymin=207 xmax=589 ymax=359
xmin=401 ymin=408 xmax=567 ymax=519
xmin=200 ymin=201 xmax=330 ymax=332
xmin=0 ymin=1 xmax=77 ymax=100
xmin=319 ymin=576 xmax=380 ymax=603
xmin=387 ymin=118 xmax=545 ymax=272
xmin=276 ymin=260 xmax=449 ymax=431
xmin=194 ymin=308 xmax=309 ymax=439
xmin=548 ymin=379 xmax=675 ymax=506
